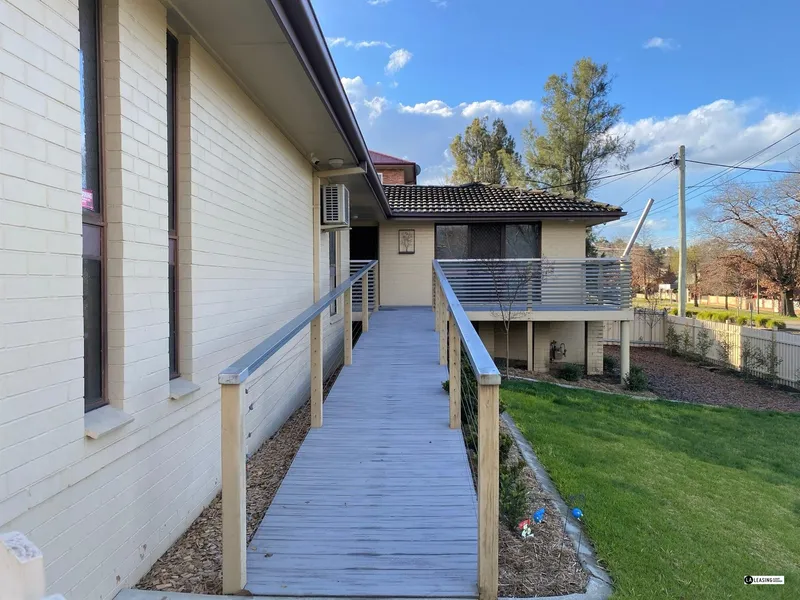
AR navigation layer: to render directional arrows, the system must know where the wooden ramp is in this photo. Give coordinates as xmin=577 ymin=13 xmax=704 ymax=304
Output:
xmin=246 ymin=308 xmax=478 ymax=598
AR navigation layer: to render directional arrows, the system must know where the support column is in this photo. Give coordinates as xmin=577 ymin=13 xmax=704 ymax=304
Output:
xmin=526 ymin=321 xmax=533 ymax=372
xmin=478 ymin=383 xmax=499 ymax=600
xmin=310 ymin=315 xmax=323 ymax=427
xmin=373 ymin=262 xmax=380 ymax=313
xmin=620 ymin=320 xmax=631 ymax=384
xmin=220 ymin=383 xmax=246 ymax=593
xmin=361 ymin=274 xmax=369 ymax=332
xmin=448 ymin=314 xmax=461 ymax=428
xmin=344 ymin=288 xmax=352 ymax=366
xmin=439 ymin=305 xmax=448 ymax=366
xmin=312 ymin=176 xmax=321 ymax=302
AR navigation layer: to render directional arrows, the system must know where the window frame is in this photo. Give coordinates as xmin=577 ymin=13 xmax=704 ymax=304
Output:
xmin=167 ymin=31 xmax=180 ymax=379
xmin=434 ymin=222 xmax=542 ymax=260
xmin=80 ymin=0 xmax=107 ymax=413
xmin=377 ymin=172 xmax=384 ymax=184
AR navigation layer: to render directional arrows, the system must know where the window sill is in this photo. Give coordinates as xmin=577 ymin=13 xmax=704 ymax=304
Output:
xmin=170 ymin=377 xmax=200 ymax=400
xmin=84 ymin=405 xmax=134 ymax=440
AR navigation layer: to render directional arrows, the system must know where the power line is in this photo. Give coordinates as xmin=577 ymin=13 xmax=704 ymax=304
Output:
xmin=684 ymin=159 xmax=800 ymax=174
xmin=526 ymin=161 xmax=672 ymax=192
xmin=592 ymin=156 xmax=674 ymax=191
xmin=618 ymin=163 xmax=675 ymax=207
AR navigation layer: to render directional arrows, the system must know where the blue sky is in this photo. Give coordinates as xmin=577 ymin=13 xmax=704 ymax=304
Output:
xmin=312 ymin=0 xmax=800 ymax=246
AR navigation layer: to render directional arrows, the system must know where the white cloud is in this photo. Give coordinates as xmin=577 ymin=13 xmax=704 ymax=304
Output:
xmin=327 ymin=37 xmax=392 ymax=50
xmin=367 ymin=0 xmax=391 ymax=5
xmin=386 ymin=48 xmax=413 ymax=74
xmin=341 ymin=76 xmax=367 ymax=100
xmin=398 ymin=100 xmax=454 ymax=117
xmin=364 ymin=96 xmax=390 ymax=122
xmin=460 ymin=99 xmax=536 ymax=118
xmin=643 ymin=37 xmax=680 ymax=51
xmin=431 ymin=0 xmax=448 ymax=6
xmin=613 ymin=99 xmax=800 ymax=170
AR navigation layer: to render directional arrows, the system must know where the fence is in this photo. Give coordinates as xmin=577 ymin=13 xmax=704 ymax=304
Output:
xmin=604 ymin=310 xmax=800 ymax=390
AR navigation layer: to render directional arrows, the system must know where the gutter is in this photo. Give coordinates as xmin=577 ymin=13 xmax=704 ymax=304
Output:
xmin=388 ymin=211 xmax=627 ymax=222
xmin=265 ymin=0 xmax=393 ymax=219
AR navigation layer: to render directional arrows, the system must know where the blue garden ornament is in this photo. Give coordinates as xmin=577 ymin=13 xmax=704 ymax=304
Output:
xmin=571 ymin=507 xmax=583 ymax=520
xmin=532 ymin=508 xmax=545 ymax=523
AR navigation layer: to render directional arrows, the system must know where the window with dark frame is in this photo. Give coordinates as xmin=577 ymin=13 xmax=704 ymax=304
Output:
xmin=329 ymin=231 xmax=338 ymax=316
xmin=167 ymin=32 xmax=179 ymax=379
xmin=80 ymin=0 xmax=105 ymax=412
xmin=434 ymin=223 xmax=541 ymax=259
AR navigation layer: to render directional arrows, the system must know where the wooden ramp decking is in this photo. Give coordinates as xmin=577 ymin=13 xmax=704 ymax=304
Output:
xmin=245 ymin=308 xmax=478 ymax=598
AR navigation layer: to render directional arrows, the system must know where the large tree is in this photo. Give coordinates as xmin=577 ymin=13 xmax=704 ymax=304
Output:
xmin=703 ymin=177 xmax=800 ymax=316
xmin=522 ymin=57 xmax=634 ymax=198
xmin=449 ymin=117 xmax=523 ymax=185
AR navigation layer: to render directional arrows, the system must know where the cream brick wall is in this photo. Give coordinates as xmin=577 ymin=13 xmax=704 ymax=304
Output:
xmin=379 ymin=221 xmax=433 ymax=306
xmin=0 ymin=2 xmax=332 ymax=599
xmin=585 ymin=321 xmax=603 ymax=375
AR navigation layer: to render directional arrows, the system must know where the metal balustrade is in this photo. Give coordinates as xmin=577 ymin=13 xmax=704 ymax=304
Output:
xmin=436 ymin=258 xmax=632 ymax=312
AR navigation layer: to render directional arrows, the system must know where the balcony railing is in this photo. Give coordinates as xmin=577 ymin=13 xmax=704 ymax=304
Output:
xmin=349 ymin=260 xmax=378 ymax=313
xmin=435 ymin=258 xmax=632 ymax=312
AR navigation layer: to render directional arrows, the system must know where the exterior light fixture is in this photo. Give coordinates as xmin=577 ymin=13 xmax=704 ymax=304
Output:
xmin=328 ymin=158 xmax=344 ymax=168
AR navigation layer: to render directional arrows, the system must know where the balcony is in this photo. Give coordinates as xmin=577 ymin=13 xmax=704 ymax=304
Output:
xmin=435 ymin=258 xmax=633 ymax=319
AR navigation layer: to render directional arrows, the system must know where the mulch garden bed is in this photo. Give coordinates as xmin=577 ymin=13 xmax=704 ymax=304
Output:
xmin=498 ymin=421 xmax=588 ymax=597
xmin=606 ymin=346 xmax=800 ymax=413
xmin=135 ymin=402 xmax=311 ymax=594
xmin=507 ymin=365 xmax=658 ymax=399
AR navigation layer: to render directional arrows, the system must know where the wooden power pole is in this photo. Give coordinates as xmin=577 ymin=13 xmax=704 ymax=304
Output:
xmin=677 ymin=145 xmax=687 ymax=317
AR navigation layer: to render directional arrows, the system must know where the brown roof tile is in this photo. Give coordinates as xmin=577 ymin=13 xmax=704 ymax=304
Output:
xmin=383 ymin=182 xmax=623 ymax=216
xmin=369 ymin=150 xmax=416 ymax=165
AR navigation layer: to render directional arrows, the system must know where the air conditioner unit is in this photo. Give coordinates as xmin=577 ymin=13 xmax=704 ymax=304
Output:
xmin=322 ymin=184 xmax=350 ymax=227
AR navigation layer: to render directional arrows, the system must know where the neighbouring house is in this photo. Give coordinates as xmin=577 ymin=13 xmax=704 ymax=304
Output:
xmin=355 ymin=163 xmax=633 ymax=375
xmin=0 ymin=0 xmax=632 ymax=598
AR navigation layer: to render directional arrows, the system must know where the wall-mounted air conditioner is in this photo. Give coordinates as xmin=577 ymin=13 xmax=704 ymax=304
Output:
xmin=322 ymin=184 xmax=350 ymax=227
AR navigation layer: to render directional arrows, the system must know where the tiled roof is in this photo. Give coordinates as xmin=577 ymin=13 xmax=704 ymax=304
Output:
xmin=383 ymin=182 xmax=623 ymax=216
xmin=369 ymin=150 xmax=416 ymax=165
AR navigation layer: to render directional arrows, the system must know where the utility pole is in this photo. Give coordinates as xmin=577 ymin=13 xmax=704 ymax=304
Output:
xmin=677 ymin=145 xmax=687 ymax=317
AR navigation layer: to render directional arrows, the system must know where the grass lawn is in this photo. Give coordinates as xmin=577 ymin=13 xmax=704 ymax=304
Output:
xmin=633 ymin=298 xmax=800 ymax=323
xmin=502 ymin=379 xmax=800 ymax=599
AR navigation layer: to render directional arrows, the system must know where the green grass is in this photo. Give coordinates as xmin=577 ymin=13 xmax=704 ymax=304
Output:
xmin=633 ymin=298 xmax=800 ymax=323
xmin=502 ymin=379 xmax=800 ymax=599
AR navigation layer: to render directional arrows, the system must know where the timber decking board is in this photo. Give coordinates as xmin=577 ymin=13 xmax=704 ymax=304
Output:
xmin=245 ymin=308 xmax=478 ymax=598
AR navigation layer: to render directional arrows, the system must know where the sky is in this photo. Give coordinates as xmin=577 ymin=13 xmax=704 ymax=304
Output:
xmin=311 ymin=0 xmax=800 ymax=246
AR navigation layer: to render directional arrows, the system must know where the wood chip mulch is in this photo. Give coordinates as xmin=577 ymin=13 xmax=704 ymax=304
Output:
xmin=605 ymin=346 xmax=800 ymax=413
xmin=498 ymin=421 xmax=588 ymax=598
xmin=135 ymin=402 xmax=311 ymax=594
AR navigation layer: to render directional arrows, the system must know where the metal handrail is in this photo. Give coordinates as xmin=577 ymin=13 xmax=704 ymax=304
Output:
xmin=433 ymin=261 xmax=501 ymax=386
xmin=219 ymin=260 xmax=378 ymax=384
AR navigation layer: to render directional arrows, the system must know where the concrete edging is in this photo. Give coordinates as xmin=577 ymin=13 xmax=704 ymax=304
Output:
xmin=500 ymin=413 xmax=613 ymax=600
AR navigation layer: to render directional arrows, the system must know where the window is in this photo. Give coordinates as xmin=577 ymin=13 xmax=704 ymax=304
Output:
xmin=80 ymin=0 xmax=105 ymax=412
xmin=167 ymin=32 xmax=179 ymax=378
xmin=434 ymin=223 xmax=541 ymax=259
xmin=329 ymin=231 xmax=338 ymax=315
xmin=378 ymin=172 xmax=384 ymax=183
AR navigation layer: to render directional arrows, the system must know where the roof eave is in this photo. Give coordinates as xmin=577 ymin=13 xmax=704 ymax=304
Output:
xmin=267 ymin=0 xmax=392 ymax=218
xmin=386 ymin=211 xmax=626 ymax=223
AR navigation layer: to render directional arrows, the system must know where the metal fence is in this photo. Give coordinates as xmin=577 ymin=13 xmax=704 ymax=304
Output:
xmin=604 ymin=311 xmax=800 ymax=390
xmin=349 ymin=260 xmax=376 ymax=313
xmin=436 ymin=258 xmax=632 ymax=311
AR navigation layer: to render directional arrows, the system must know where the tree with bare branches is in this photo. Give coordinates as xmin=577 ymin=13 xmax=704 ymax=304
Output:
xmin=703 ymin=177 xmax=800 ymax=317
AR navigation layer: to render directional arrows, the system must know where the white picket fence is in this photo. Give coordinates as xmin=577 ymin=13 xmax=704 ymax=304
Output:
xmin=604 ymin=310 xmax=800 ymax=390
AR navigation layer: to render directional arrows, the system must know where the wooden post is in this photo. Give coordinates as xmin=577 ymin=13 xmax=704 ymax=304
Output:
xmin=526 ymin=321 xmax=533 ymax=372
xmin=620 ymin=320 xmax=631 ymax=384
xmin=311 ymin=315 xmax=323 ymax=427
xmin=312 ymin=176 xmax=321 ymax=302
xmin=434 ymin=281 xmax=440 ymax=331
xmin=448 ymin=314 xmax=461 ymax=429
xmin=221 ymin=382 xmax=247 ymax=594
xmin=1 ymin=531 xmax=47 ymax=600
xmin=478 ymin=383 xmax=499 ymax=600
xmin=373 ymin=262 xmax=380 ymax=313
xmin=361 ymin=274 xmax=369 ymax=333
xmin=344 ymin=287 xmax=352 ymax=366
xmin=439 ymin=304 xmax=448 ymax=366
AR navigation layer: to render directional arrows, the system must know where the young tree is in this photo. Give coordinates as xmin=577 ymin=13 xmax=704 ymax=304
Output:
xmin=704 ymin=178 xmax=800 ymax=317
xmin=449 ymin=117 xmax=523 ymax=185
xmin=522 ymin=57 xmax=635 ymax=198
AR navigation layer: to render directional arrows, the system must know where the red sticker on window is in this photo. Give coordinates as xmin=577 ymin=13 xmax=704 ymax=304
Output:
xmin=82 ymin=189 xmax=94 ymax=210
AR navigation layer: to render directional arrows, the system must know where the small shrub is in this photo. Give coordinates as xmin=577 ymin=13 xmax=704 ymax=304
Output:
xmin=603 ymin=354 xmax=618 ymax=373
xmin=686 ymin=309 xmax=699 ymax=318
xmin=712 ymin=312 xmax=730 ymax=323
xmin=499 ymin=396 xmax=508 ymax=414
xmin=499 ymin=459 xmax=529 ymax=530
xmin=718 ymin=334 xmax=733 ymax=366
xmin=695 ymin=328 xmax=713 ymax=361
xmin=665 ymin=324 xmax=680 ymax=355
xmin=441 ymin=380 xmax=449 ymax=392
xmin=669 ymin=307 xmax=679 ymax=316
xmin=766 ymin=319 xmax=787 ymax=330
xmin=755 ymin=315 xmax=770 ymax=328
xmin=557 ymin=363 xmax=584 ymax=382
xmin=735 ymin=316 xmax=749 ymax=326
xmin=624 ymin=365 xmax=649 ymax=391
xmin=697 ymin=311 xmax=712 ymax=321
xmin=680 ymin=327 xmax=694 ymax=356
xmin=499 ymin=431 xmax=514 ymax=464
